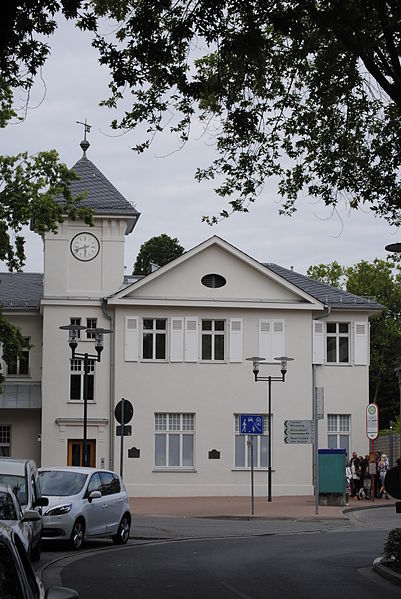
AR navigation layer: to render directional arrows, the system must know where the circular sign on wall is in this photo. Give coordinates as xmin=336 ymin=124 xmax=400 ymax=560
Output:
xmin=366 ymin=403 xmax=379 ymax=440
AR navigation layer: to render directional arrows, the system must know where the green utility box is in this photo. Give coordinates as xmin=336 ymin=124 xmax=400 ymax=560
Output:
xmin=318 ymin=448 xmax=346 ymax=506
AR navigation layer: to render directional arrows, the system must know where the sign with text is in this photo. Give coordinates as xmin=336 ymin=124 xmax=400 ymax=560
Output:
xmin=284 ymin=420 xmax=314 ymax=444
xmin=366 ymin=403 xmax=379 ymax=440
xmin=240 ymin=414 xmax=264 ymax=435
xmin=316 ymin=387 xmax=324 ymax=420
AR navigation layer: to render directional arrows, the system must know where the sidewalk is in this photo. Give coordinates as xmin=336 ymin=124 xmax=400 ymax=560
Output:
xmin=130 ymin=495 xmax=396 ymax=520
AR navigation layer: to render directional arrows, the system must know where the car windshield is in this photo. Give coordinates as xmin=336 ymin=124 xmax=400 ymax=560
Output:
xmin=0 ymin=475 xmax=26 ymax=506
xmin=39 ymin=471 xmax=87 ymax=496
xmin=0 ymin=491 xmax=17 ymax=520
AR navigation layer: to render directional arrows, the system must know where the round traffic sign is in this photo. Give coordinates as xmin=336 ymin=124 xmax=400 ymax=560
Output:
xmin=115 ymin=399 xmax=134 ymax=425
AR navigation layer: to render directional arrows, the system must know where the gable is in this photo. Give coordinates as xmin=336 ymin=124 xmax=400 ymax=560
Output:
xmin=111 ymin=243 xmax=319 ymax=308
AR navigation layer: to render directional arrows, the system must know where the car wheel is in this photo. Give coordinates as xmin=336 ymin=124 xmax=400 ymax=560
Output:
xmin=112 ymin=514 xmax=130 ymax=545
xmin=30 ymin=539 xmax=41 ymax=562
xmin=70 ymin=519 xmax=85 ymax=550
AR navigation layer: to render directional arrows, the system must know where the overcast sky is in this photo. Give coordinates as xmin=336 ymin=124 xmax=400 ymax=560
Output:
xmin=1 ymin=17 xmax=398 ymax=276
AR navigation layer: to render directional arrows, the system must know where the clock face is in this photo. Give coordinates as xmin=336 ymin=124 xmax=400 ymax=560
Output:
xmin=70 ymin=233 xmax=100 ymax=262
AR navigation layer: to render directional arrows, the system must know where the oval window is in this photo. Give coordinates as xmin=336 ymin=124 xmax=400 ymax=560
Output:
xmin=201 ymin=274 xmax=226 ymax=288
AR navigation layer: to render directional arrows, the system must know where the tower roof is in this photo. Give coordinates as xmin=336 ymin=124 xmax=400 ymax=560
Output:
xmin=66 ymin=156 xmax=140 ymax=217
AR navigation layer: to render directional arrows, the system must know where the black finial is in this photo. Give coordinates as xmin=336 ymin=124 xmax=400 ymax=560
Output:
xmin=76 ymin=118 xmax=92 ymax=158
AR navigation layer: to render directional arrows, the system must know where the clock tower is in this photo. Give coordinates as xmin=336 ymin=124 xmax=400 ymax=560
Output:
xmin=42 ymin=141 xmax=140 ymax=299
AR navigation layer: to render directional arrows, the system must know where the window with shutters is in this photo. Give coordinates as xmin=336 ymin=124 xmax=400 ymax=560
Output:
xmin=69 ymin=359 xmax=95 ymax=401
xmin=234 ymin=415 xmax=268 ymax=468
xmin=201 ymin=320 xmax=225 ymax=360
xmin=326 ymin=323 xmax=349 ymax=363
xmin=142 ymin=319 xmax=167 ymax=360
xmin=154 ymin=413 xmax=195 ymax=468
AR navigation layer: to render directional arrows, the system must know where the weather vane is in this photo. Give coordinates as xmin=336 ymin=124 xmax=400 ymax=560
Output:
xmin=76 ymin=118 xmax=92 ymax=157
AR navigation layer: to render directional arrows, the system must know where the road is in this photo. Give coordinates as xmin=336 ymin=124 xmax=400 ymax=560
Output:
xmin=39 ymin=506 xmax=401 ymax=598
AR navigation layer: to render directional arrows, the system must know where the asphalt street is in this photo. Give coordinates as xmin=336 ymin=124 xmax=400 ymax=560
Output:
xmin=38 ymin=505 xmax=401 ymax=598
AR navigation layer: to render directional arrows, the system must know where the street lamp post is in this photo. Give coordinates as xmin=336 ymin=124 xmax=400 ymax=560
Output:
xmin=246 ymin=355 xmax=294 ymax=502
xmin=60 ymin=324 xmax=112 ymax=467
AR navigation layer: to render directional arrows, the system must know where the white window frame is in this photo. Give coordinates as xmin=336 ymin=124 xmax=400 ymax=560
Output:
xmin=327 ymin=414 xmax=350 ymax=455
xmin=234 ymin=415 xmax=269 ymax=469
xmin=201 ymin=319 xmax=225 ymax=361
xmin=86 ymin=318 xmax=97 ymax=339
xmin=70 ymin=317 xmax=81 ymax=338
xmin=142 ymin=318 xmax=167 ymax=360
xmin=154 ymin=413 xmax=195 ymax=469
xmin=69 ymin=358 xmax=95 ymax=401
xmin=0 ymin=425 xmax=11 ymax=456
xmin=6 ymin=337 xmax=30 ymax=377
xmin=326 ymin=322 xmax=350 ymax=363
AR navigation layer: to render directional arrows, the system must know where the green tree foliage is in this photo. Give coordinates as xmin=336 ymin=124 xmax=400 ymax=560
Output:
xmin=0 ymin=1 xmax=90 ymax=377
xmin=76 ymin=1 xmax=401 ymax=224
xmin=308 ymin=258 xmax=401 ymax=427
xmin=306 ymin=262 xmax=345 ymax=289
xmin=133 ymin=234 xmax=185 ymax=275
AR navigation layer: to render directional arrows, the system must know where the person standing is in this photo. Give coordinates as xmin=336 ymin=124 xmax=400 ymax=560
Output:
xmin=350 ymin=452 xmax=361 ymax=499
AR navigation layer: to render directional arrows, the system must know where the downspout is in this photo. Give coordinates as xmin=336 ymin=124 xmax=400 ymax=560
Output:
xmin=312 ymin=306 xmax=331 ymax=514
xmin=102 ymin=298 xmax=114 ymax=471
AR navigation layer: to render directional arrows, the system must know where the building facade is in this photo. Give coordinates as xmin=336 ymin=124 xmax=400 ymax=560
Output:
xmin=0 ymin=150 xmax=382 ymax=497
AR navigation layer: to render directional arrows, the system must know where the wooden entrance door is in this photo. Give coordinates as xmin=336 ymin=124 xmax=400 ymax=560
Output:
xmin=67 ymin=439 xmax=96 ymax=467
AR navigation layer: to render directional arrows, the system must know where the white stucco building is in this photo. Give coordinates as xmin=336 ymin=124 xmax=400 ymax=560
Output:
xmin=0 ymin=147 xmax=382 ymax=497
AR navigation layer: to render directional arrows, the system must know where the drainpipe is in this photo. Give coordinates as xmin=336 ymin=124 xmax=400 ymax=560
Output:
xmin=312 ymin=306 xmax=331 ymax=514
xmin=102 ymin=298 xmax=114 ymax=471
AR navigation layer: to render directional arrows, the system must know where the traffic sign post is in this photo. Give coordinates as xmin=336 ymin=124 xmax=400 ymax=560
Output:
xmin=366 ymin=403 xmax=379 ymax=504
xmin=115 ymin=399 xmax=134 ymax=478
xmin=240 ymin=414 xmax=264 ymax=516
xmin=284 ymin=420 xmax=314 ymax=444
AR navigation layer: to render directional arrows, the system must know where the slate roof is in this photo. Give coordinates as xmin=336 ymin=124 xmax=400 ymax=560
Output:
xmin=0 ymin=273 xmax=43 ymax=311
xmin=58 ymin=157 xmax=140 ymax=217
xmin=264 ymin=263 xmax=383 ymax=311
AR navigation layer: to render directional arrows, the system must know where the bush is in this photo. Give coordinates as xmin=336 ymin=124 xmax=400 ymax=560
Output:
xmin=384 ymin=528 xmax=401 ymax=571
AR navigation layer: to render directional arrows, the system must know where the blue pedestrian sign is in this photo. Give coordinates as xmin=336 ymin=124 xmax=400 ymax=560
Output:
xmin=240 ymin=414 xmax=264 ymax=435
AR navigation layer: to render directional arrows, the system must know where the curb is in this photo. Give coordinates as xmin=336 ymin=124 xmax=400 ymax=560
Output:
xmin=373 ymin=557 xmax=401 ymax=587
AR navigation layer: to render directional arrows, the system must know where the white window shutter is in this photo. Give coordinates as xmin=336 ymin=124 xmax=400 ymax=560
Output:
xmin=354 ymin=321 xmax=368 ymax=365
xmin=312 ymin=321 xmax=325 ymax=364
xmin=259 ymin=320 xmax=272 ymax=360
xmin=272 ymin=320 xmax=285 ymax=358
xmin=170 ymin=318 xmax=184 ymax=362
xmin=229 ymin=319 xmax=243 ymax=362
xmin=184 ymin=318 xmax=198 ymax=362
xmin=125 ymin=317 xmax=138 ymax=361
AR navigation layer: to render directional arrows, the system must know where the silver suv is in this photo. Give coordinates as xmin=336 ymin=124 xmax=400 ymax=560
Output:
xmin=0 ymin=458 xmax=48 ymax=560
xmin=38 ymin=467 xmax=131 ymax=549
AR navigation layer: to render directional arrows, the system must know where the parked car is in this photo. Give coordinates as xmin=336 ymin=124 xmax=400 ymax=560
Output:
xmin=0 ymin=524 xmax=78 ymax=598
xmin=0 ymin=459 xmax=48 ymax=561
xmin=38 ymin=467 xmax=131 ymax=549
xmin=0 ymin=485 xmax=41 ymax=556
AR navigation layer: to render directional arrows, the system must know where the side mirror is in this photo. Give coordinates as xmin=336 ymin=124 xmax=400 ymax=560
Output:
xmin=22 ymin=510 xmax=41 ymax=522
xmin=46 ymin=586 xmax=79 ymax=599
xmin=34 ymin=496 xmax=49 ymax=507
xmin=88 ymin=490 xmax=102 ymax=503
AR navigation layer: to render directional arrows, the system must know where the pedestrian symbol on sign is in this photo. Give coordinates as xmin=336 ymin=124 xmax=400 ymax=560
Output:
xmin=240 ymin=414 xmax=264 ymax=435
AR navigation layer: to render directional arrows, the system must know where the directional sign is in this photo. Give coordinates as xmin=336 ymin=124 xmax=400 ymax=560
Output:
xmin=240 ymin=414 xmax=264 ymax=435
xmin=316 ymin=387 xmax=324 ymax=420
xmin=284 ymin=420 xmax=314 ymax=444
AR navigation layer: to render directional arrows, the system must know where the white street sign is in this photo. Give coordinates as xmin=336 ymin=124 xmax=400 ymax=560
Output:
xmin=316 ymin=387 xmax=324 ymax=420
xmin=366 ymin=403 xmax=379 ymax=440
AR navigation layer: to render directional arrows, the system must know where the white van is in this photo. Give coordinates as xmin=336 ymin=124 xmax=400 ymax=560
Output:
xmin=0 ymin=458 xmax=48 ymax=560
